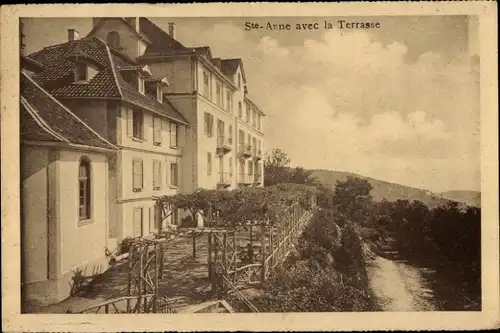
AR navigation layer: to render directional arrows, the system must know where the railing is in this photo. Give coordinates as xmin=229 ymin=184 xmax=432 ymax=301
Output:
xmin=253 ymin=149 xmax=263 ymax=160
xmin=238 ymin=144 xmax=252 ymax=157
xmin=217 ymin=135 xmax=232 ymax=148
xmin=220 ymin=274 xmax=259 ymax=313
xmin=218 ymin=172 xmax=233 ymax=186
xmin=76 ymin=294 xmax=176 ymax=314
xmin=238 ymin=173 xmax=252 ymax=184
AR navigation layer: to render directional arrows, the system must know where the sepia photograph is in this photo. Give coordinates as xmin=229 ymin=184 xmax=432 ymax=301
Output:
xmin=1 ymin=2 xmax=498 ymax=332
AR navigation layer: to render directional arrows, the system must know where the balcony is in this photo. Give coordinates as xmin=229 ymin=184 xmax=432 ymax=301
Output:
xmin=217 ymin=172 xmax=233 ymax=189
xmin=238 ymin=144 xmax=252 ymax=159
xmin=216 ymin=136 xmax=232 ymax=155
xmin=253 ymin=173 xmax=262 ymax=185
xmin=238 ymin=173 xmax=253 ymax=186
xmin=253 ymin=149 xmax=263 ymax=161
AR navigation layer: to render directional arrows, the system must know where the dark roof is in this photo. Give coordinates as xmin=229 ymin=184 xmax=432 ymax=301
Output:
xmin=21 ymin=56 xmax=44 ymax=73
xmin=20 ymin=72 xmax=117 ymax=150
xmin=139 ymin=18 xmax=187 ymax=55
xmin=27 ymin=36 xmax=187 ymax=125
xmin=191 ymin=46 xmax=212 ymax=59
xmin=220 ymin=58 xmax=246 ymax=82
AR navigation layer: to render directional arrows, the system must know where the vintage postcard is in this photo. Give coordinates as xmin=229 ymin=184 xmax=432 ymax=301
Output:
xmin=1 ymin=2 xmax=498 ymax=332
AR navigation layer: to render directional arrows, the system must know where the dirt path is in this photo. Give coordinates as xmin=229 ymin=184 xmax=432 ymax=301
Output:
xmin=367 ymin=256 xmax=436 ymax=311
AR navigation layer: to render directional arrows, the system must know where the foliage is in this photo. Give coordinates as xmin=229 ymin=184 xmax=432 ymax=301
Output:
xmin=255 ymin=179 xmax=379 ymax=312
xmin=264 ymin=148 xmax=317 ymax=186
xmin=154 ymin=183 xmax=317 ymax=229
xmin=332 ymin=176 xmax=374 ymax=224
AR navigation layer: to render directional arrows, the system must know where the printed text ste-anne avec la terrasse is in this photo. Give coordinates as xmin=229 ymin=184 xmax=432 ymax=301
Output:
xmin=245 ymin=20 xmax=381 ymax=31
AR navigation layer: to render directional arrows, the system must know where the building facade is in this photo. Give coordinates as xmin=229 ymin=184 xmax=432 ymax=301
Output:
xmin=87 ymin=17 xmax=266 ymax=194
xmin=21 ymin=17 xmax=267 ymax=305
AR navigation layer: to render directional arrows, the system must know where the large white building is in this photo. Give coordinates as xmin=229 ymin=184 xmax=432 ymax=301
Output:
xmin=21 ymin=17 xmax=266 ymax=306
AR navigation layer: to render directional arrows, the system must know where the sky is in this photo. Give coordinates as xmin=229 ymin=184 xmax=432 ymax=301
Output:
xmin=22 ymin=16 xmax=480 ymax=193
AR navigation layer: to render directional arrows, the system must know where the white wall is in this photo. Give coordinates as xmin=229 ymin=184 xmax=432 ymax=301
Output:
xmin=21 ymin=146 xmax=49 ymax=283
xmin=58 ymin=150 xmax=109 ymax=274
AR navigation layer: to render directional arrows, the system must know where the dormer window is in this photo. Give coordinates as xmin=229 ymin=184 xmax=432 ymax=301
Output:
xmin=138 ymin=76 xmax=145 ymax=94
xmin=107 ymin=31 xmax=121 ymax=49
xmin=157 ymin=84 xmax=163 ymax=103
xmin=75 ymin=63 xmax=87 ymax=82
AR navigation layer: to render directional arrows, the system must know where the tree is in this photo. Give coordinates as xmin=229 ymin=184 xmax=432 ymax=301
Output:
xmin=264 ymin=148 xmax=292 ymax=186
xmin=333 ymin=176 xmax=374 ymax=224
xmin=291 ymin=167 xmax=317 ymax=185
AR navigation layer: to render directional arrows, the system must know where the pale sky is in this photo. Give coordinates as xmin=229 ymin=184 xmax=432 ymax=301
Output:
xmin=22 ymin=16 xmax=480 ymax=192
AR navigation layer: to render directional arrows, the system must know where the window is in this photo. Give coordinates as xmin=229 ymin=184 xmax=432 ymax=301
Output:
xmin=257 ymin=114 xmax=261 ymax=130
xmin=132 ymin=109 xmax=143 ymax=140
xmin=138 ymin=77 xmax=145 ymax=94
xmin=253 ymin=137 xmax=257 ymax=153
xmin=215 ymin=83 xmax=222 ymax=107
xmin=247 ymin=134 xmax=251 ymax=149
xmin=246 ymin=105 xmax=250 ymax=123
xmin=239 ymin=130 xmax=245 ymax=147
xmin=75 ymin=63 xmax=87 ymax=82
xmin=252 ymin=109 xmax=256 ymax=127
xmin=239 ymin=160 xmax=245 ymax=175
xmin=228 ymin=124 xmax=233 ymax=144
xmin=133 ymin=207 xmax=143 ymax=237
xmin=153 ymin=116 xmax=162 ymax=146
xmin=171 ymin=208 xmax=178 ymax=226
xmin=204 ymin=112 xmax=214 ymax=137
xmin=78 ymin=158 xmax=91 ymax=220
xmin=255 ymin=161 xmax=261 ymax=176
xmin=153 ymin=160 xmax=162 ymax=190
xmin=229 ymin=157 xmax=233 ymax=175
xmin=203 ymin=72 xmax=210 ymax=98
xmin=226 ymin=91 xmax=232 ymax=113
xmin=157 ymin=84 xmax=163 ymax=103
xmin=238 ymin=102 xmax=242 ymax=118
xmin=237 ymin=73 xmax=241 ymax=89
xmin=133 ymin=159 xmax=143 ymax=191
xmin=217 ymin=119 xmax=224 ymax=141
xmin=170 ymin=163 xmax=178 ymax=187
xmin=107 ymin=31 xmax=121 ymax=49
xmin=169 ymin=122 xmax=178 ymax=148
xmin=248 ymin=160 xmax=253 ymax=175
xmin=207 ymin=152 xmax=212 ymax=176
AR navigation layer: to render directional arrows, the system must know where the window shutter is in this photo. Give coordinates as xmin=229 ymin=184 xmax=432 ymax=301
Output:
xmin=127 ymin=108 xmax=133 ymax=138
xmin=170 ymin=122 xmax=177 ymax=148
xmin=143 ymin=113 xmax=148 ymax=141
xmin=133 ymin=207 xmax=143 ymax=237
xmin=149 ymin=206 xmax=155 ymax=232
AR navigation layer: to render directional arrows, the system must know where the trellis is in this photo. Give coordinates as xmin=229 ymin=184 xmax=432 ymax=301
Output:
xmin=126 ymin=238 xmax=164 ymax=313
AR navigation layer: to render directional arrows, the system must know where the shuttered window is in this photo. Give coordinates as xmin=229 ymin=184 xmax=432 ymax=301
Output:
xmin=153 ymin=116 xmax=162 ymax=145
xmin=207 ymin=152 xmax=212 ymax=176
xmin=132 ymin=159 xmax=143 ymax=191
xmin=169 ymin=122 xmax=178 ymax=148
xmin=170 ymin=163 xmax=178 ymax=187
xmin=153 ymin=160 xmax=161 ymax=190
xmin=133 ymin=207 xmax=143 ymax=237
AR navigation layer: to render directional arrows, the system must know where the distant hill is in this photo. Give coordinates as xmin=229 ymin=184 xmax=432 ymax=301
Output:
xmin=439 ymin=190 xmax=481 ymax=208
xmin=309 ymin=169 xmax=480 ymax=208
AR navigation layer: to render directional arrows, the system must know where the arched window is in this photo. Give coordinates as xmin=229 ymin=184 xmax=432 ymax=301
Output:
xmin=78 ymin=158 xmax=91 ymax=220
xmin=107 ymin=31 xmax=121 ymax=49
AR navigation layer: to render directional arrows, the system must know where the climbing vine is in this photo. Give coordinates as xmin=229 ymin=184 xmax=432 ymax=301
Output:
xmin=154 ymin=183 xmax=317 ymax=230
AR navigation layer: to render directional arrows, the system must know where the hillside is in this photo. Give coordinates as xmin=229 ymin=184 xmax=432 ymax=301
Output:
xmin=439 ymin=190 xmax=481 ymax=208
xmin=309 ymin=169 xmax=480 ymax=208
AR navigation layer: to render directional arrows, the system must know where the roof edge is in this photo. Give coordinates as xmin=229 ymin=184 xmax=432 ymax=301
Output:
xmin=22 ymin=72 xmax=119 ymax=150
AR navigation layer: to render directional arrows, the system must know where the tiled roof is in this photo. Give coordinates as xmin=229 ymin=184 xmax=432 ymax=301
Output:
xmin=114 ymin=69 xmax=186 ymax=124
xmin=21 ymin=56 xmax=44 ymax=73
xmin=220 ymin=59 xmax=240 ymax=76
xmin=28 ymin=36 xmax=187 ymax=125
xmin=21 ymin=72 xmax=117 ymax=150
xmin=139 ymin=18 xmax=188 ymax=55
xmin=50 ymin=68 xmax=121 ymax=98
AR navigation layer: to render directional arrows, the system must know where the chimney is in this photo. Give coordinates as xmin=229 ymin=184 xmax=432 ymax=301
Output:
xmin=168 ymin=22 xmax=176 ymax=39
xmin=68 ymin=29 xmax=79 ymax=41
